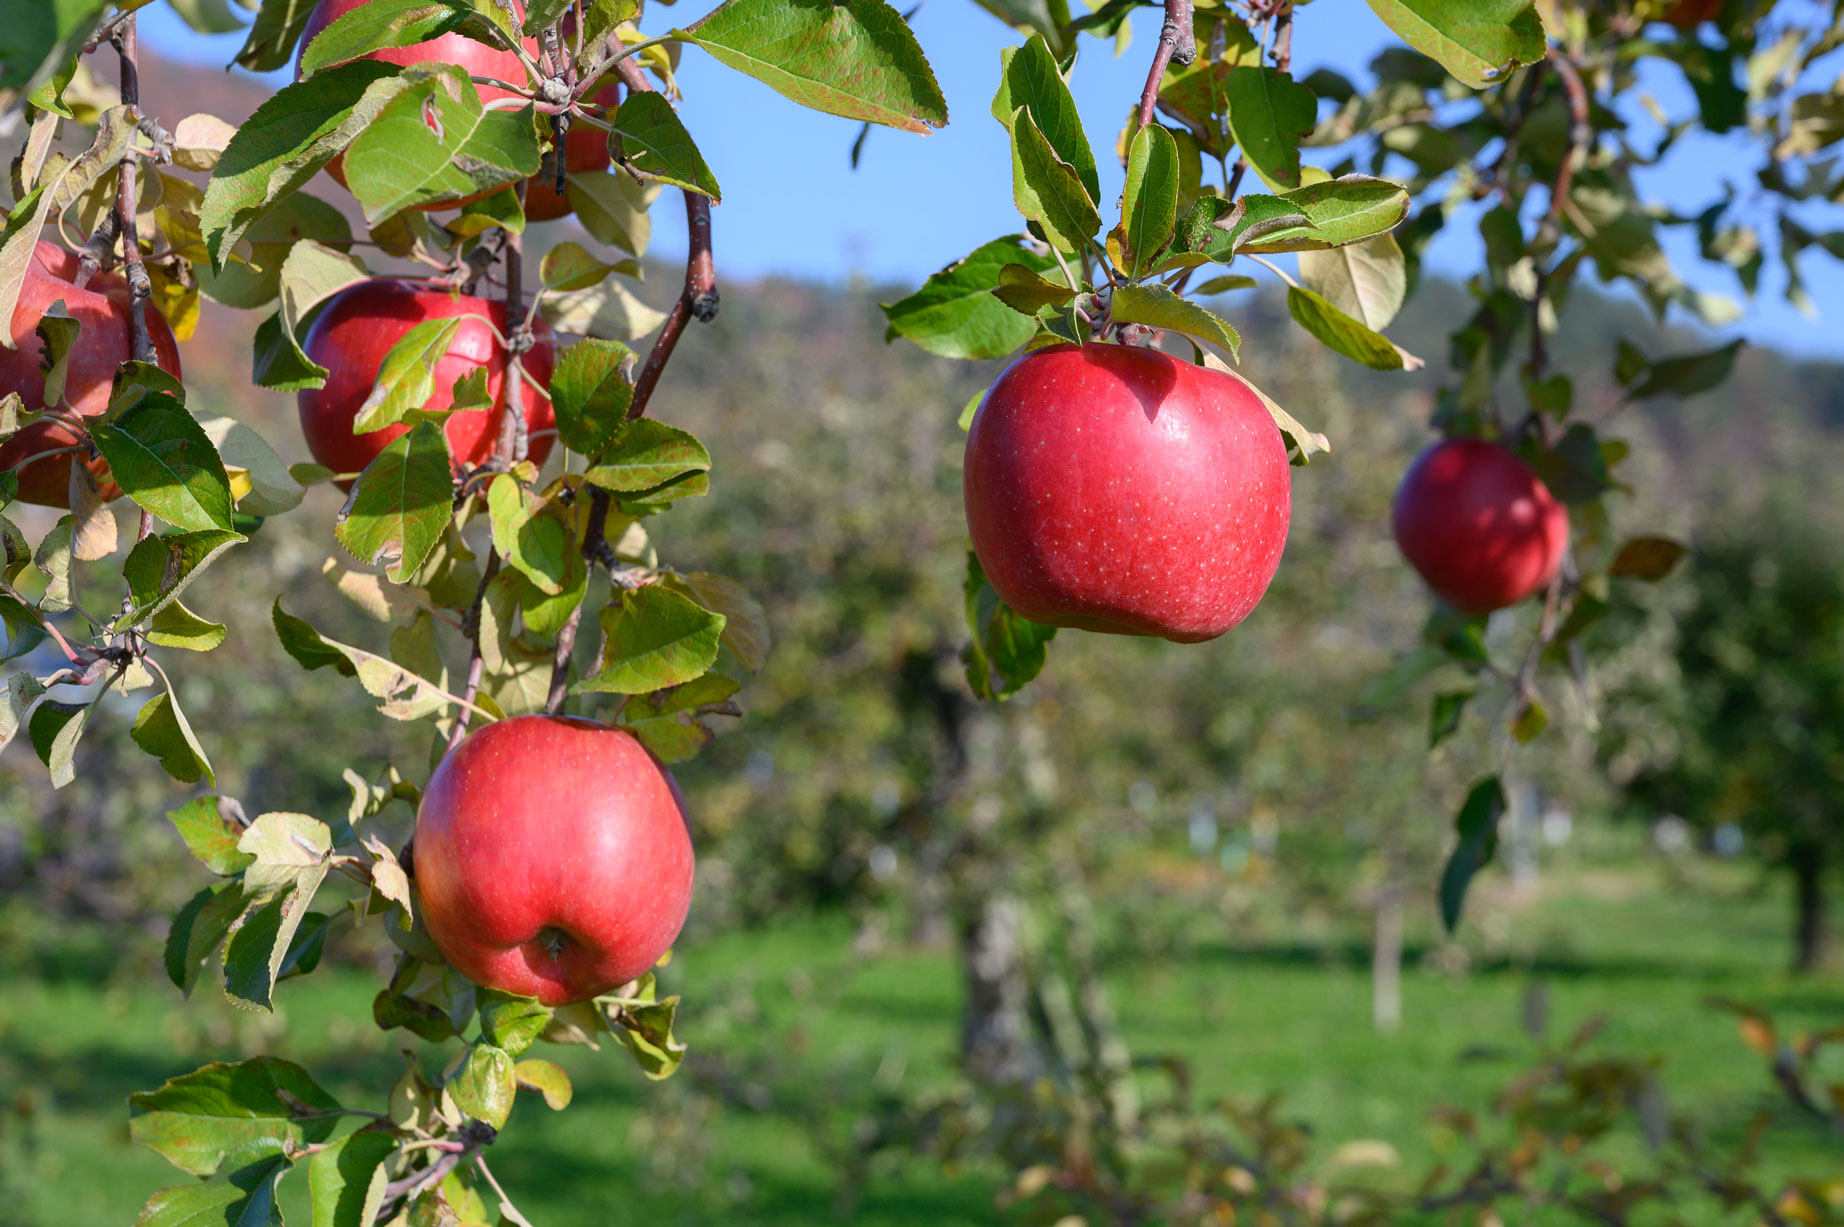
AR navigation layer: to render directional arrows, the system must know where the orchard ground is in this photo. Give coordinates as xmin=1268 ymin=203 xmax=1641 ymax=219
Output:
xmin=4 ymin=823 xmax=1839 ymax=1227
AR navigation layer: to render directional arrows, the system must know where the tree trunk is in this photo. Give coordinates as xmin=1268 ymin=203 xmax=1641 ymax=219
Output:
xmin=959 ymin=893 xmax=1042 ymax=1085
xmin=1372 ymin=877 xmax=1403 ymax=1034
xmin=1791 ymin=840 xmax=1830 ymax=974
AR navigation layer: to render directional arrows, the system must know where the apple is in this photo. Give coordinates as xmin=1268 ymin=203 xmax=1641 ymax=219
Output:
xmin=524 ymin=85 xmax=620 ymax=223
xmin=1663 ymin=0 xmax=1722 ymax=29
xmin=0 ymin=241 xmax=182 ymax=508
xmin=413 ymin=714 xmax=695 ymax=1005
xmin=962 ymin=342 xmax=1291 ymax=643
xmin=298 ymin=0 xmax=543 ymax=210
xmin=297 ymin=279 xmax=556 ymax=485
xmin=1391 ymin=436 xmax=1569 ymax=614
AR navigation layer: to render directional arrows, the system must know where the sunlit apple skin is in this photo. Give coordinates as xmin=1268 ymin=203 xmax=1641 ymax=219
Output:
xmin=1391 ymin=437 xmax=1570 ymax=614
xmin=524 ymin=85 xmax=620 ymax=223
xmin=963 ymin=342 xmax=1292 ymax=644
xmin=413 ymin=715 xmax=695 ymax=1006
xmin=296 ymin=280 xmax=555 ymax=487
xmin=298 ymin=0 xmax=542 ymax=209
xmin=0 ymin=242 xmax=181 ymax=507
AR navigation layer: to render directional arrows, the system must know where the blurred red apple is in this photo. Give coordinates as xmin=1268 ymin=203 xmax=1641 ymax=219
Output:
xmin=963 ymin=342 xmax=1291 ymax=643
xmin=413 ymin=715 xmax=695 ymax=1006
xmin=1392 ymin=437 xmax=1569 ymax=613
xmin=296 ymin=279 xmax=555 ymax=486
xmin=0 ymin=241 xmax=181 ymax=508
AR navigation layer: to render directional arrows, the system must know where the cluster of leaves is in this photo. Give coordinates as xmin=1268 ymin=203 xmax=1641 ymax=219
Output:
xmin=4 ymin=0 xmax=951 ymax=1221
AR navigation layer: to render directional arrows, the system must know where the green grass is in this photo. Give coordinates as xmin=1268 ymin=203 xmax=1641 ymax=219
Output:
xmin=1 ymin=849 xmax=1839 ymax=1226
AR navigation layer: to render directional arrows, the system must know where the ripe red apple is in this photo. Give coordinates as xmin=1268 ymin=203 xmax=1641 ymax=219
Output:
xmin=963 ymin=342 xmax=1291 ymax=643
xmin=524 ymin=85 xmax=620 ymax=223
xmin=413 ymin=715 xmax=695 ymax=1005
xmin=1391 ymin=437 xmax=1569 ymax=614
xmin=0 ymin=241 xmax=182 ymax=508
xmin=298 ymin=0 xmax=542 ymax=210
xmin=296 ymin=279 xmax=555 ymax=485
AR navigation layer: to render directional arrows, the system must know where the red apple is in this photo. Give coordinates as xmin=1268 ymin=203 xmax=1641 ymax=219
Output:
xmin=298 ymin=0 xmax=543 ymax=210
xmin=524 ymin=85 xmax=620 ymax=223
xmin=0 ymin=241 xmax=182 ymax=508
xmin=413 ymin=715 xmax=695 ymax=1005
xmin=296 ymin=279 xmax=556 ymax=486
xmin=963 ymin=342 xmax=1291 ymax=643
xmin=1391 ymin=437 xmax=1569 ymax=614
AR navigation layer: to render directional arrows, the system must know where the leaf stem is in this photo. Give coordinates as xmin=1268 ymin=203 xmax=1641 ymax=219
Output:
xmin=1244 ymin=252 xmax=1301 ymax=289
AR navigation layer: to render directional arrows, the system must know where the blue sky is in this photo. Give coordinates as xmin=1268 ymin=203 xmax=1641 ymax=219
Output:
xmin=140 ymin=1 xmax=1844 ymax=357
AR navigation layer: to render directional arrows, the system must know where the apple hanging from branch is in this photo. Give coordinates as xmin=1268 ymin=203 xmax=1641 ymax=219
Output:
xmin=962 ymin=342 xmax=1292 ymax=643
xmin=0 ymin=241 xmax=182 ymax=508
xmin=1392 ymin=437 xmax=1570 ymax=614
xmin=296 ymin=279 xmax=556 ymax=485
xmin=412 ymin=715 xmax=696 ymax=1006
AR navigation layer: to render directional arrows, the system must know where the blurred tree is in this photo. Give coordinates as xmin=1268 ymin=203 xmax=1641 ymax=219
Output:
xmin=1605 ymin=498 xmax=1844 ymax=972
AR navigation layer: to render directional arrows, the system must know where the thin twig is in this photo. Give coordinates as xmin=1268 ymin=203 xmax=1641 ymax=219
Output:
xmin=111 ymin=14 xmax=155 ymax=365
xmin=447 ymin=551 xmax=502 ymax=752
xmin=544 ymin=488 xmax=612 ymax=714
xmin=1544 ymin=49 xmax=1591 ymax=235
xmin=499 ymin=183 xmax=531 ymax=464
xmin=475 ymin=1156 xmax=537 ymax=1227
xmin=1135 ymin=0 xmax=1197 ymax=129
xmin=1271 ymin=1 xmax=1293 ymax=72
xmin=615 ymin=58 xmax=718 ymax=422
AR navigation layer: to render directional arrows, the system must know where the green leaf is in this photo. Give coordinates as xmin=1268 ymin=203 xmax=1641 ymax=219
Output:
xmin=550 ymin=337 xmax=635 ymax=455
xmin=1428 ymin=689 xmax=1472 ymax=748
xmin=604 ymin=991 xmax=688 ymax=1080
xmin=236 ymin=0 xmax=321 ymax=73
xmin=881 ymin=236 xmax=1058 ymax=359
xmin=540 ymin=240 xmax=620 ymax=292
xmin=351 ymin=319 xmax=464 ymax=435
xmin=201 ymin=414 xmax=310 ymax=518
xmin=663 ymin=571 xmax=772 ymax=674
xmin=611 ymin=92 xmax=722 ymax=200
xmin=273 ymin=599 xmax=472 ymax=721
xmin=582 ymin=418 xmax=712 ymax=493
xmin=675 ymin=0 xmax=947 ymax=134
xmin=307 ymin=1129 xmax=395 ymax=1227
xmin=166 ymin=882 xmax=254 ymax=996
xmin=541 ymin=276 xmax=667 ymax=342
xmin=1222 ymin=66 xmax=1316 ymax=191
xmin=1439 ymin=776 xmax=1505 ymax=932
xmin=1233 ymin=176 xmax=1411 ymax=254
xmin=343 ymin=65 xmax=542 ymax=222
xmin=335 ymin=422 xmax=454 ymax=584
xmin=574 ymin=585 xmax=726 ymax=696
xmin=1110 ymin=284 xmax=1240 ymax=358
xmin=564 ymin=169 xmax=655 ymax=259
xmin=129 ymin=1057 xmax=340 ymax=1178
xmin=238 ymin=811 xmax=333 ymax=897
xmin=168 ymin=797 xmax=254 ymax=876
xmin=1287 ymin=285 xmax=1418 ymax=370
xmin=201 ymin=61 xmax=404 ymax=268
xmin=299 ymin=0 xmax=508 ymax=76
xmin=1609 ymin=536 xmax=1687 ymax=582
xmin=1364 ymin=0 xmax=1546 ymax=89
xmin=450 ymin=1042 xmax=516 ymax=1130
xmin=964 ymin=551 xmax=1054 ymax=701
xmin=487 ymin=477 xmax=576 ymax=597
xmin=0 ymin=0 xmax=109 ymax=107
xmin=31 ymin=670 xmax=117 ymax=789
xmin=1626 ymin=338 xmax=1743 ymax=400
xmin=223 ymin=862 xmax=331 ymax=1010
xmin=479 ymin=991 xmax=554 ymax=1058
xmin=991 ymin=262 xmax=1076 ymax=315
xmin=1119 ymin=123 xmax=1180 ymax=275
xmin=118 ymin=529 xmax=247 ymax=628
xmin=992 ymin=35 xmax=1098 ymax=204
xmin=134 ymin=1155 xmax=290 ymax=1227
xmin=253 ymin=240 xmax=371 ymax=392
xmin=133 ymin=687 xmax=217 ymax=787
xmin=513 ymin=1059 xmax=573 ymax=1110
xmin=88 ymin=394 xmax=233 ymax=533
xmin=1297 ymin=233 xmax=1407 ymax=331
xmin=1010 ymin=105 xmax=1101 ymax=255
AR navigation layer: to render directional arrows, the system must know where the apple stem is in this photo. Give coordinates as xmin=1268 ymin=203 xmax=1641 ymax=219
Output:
xmin=1134 ymin=0 xmax=1197 ymax=131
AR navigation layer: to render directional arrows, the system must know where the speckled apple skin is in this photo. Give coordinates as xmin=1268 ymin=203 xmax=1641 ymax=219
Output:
xmin=414 ymin=716 xmax=694 ymax=1006
xmin=963 ymin=342 xmax=1292 ymax=643
xmin=297 ymin=280 xmax=555 ymax=487
xmin=1391 ymin=437 xmax=1570 ymax=614
xmin=0 ymin=242 xmax=182 ymax=507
